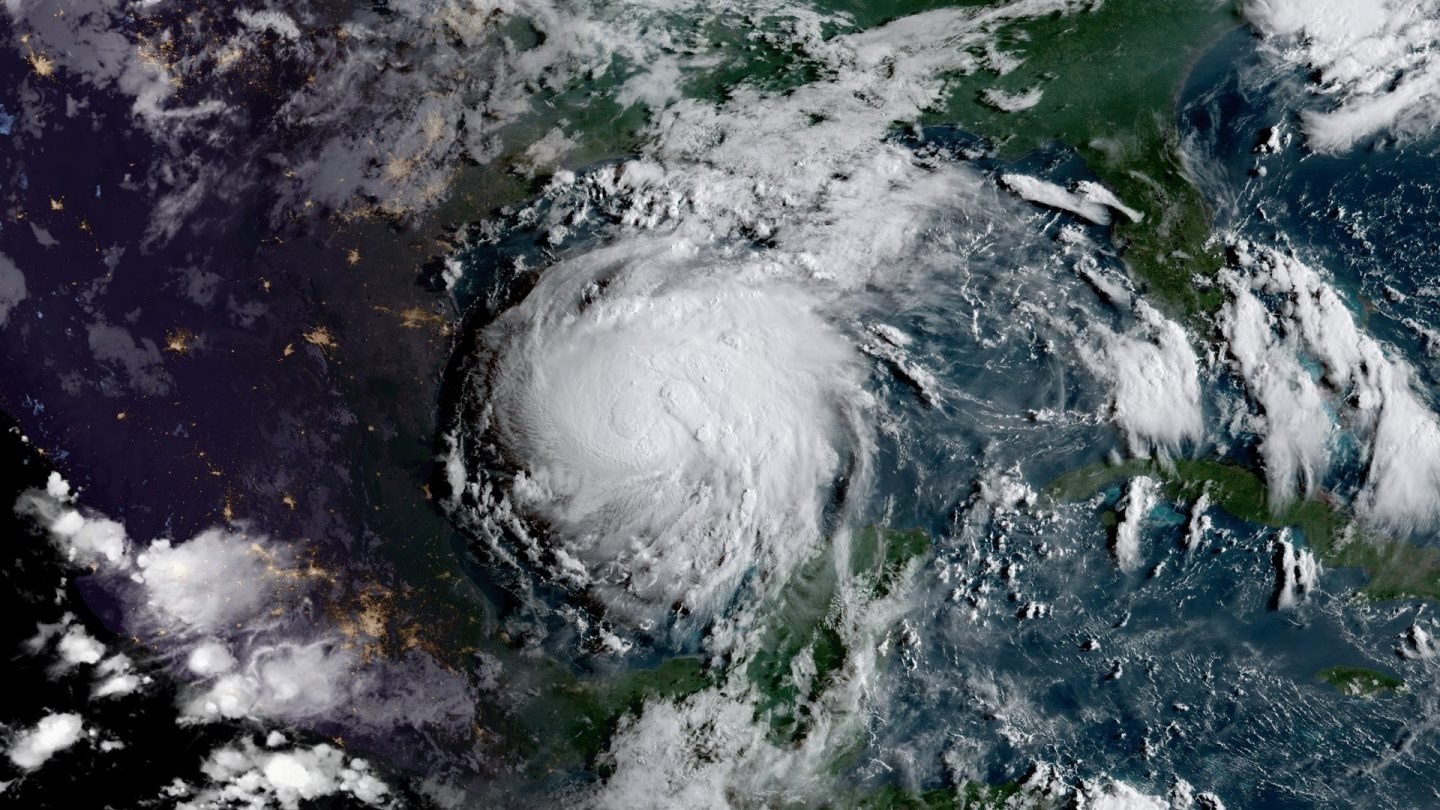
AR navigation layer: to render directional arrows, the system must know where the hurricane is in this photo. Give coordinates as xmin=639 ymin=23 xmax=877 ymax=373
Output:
xmin=446 ymin=237 xmax=871 ymax=630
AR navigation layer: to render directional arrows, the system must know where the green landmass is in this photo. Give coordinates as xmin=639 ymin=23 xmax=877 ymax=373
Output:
xmin=927 ymin=0 xmax=1240 ymax=320
xmin=1316 ymin=666 xmax=1404 ymax=697
xmin=493 ymin=527 xmax=931 ymax=775
xmin=1047 ymin=458 xmax=1440 ymax=602
xmin=665 ymin=0 xmax=1242 ymax=322
xmin=749 ymin=526 xmax=932 ymax=742
xmin=454 ymin=0 xmax=1243 ymax=326
xmin=849 ymin=780 xmax=1023 ymax=809
xmin=851 ymin=526 xmax=934 ymax=599
xmin=505 ymin=655 xmax=713 ymax=775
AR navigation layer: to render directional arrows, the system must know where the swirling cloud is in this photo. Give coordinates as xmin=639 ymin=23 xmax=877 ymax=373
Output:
xmin=458 ymin=239 xmax=868 ymax=627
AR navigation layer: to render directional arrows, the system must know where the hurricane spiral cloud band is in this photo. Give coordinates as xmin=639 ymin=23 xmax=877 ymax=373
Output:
xmin=446 ymin=238 xmax=871 ymax=631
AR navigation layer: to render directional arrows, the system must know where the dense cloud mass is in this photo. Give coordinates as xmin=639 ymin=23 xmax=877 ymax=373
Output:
xmin=468 ymin=240 xmax=868 ymax=625
xmin=1246 ymin=0 xmax=1440 ymax=151
xmin=1079 ymin=300 xmax=1203 ymax=457
xmin=7 ymin=712 xmax=84 ymax=770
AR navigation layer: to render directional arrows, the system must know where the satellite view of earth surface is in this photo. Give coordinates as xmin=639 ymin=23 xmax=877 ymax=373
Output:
xmin=4 ymin=0 xmax=1440 ymax=807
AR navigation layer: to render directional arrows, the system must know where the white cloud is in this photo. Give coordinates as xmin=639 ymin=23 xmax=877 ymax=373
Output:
xmin=860 ymin=323 xmax=942 ymax=406
xmin=7 ymin=714 xmax=84 ymax=771
xmin=616 ymin=55 xmax=687 ymax=111
xmin=445 ymin=0 xmax=1137 ymax=656
xmin=1245 ymin=0 xmax=1440 ymax=151
xmin=1114 ymin=476 xmax=1158 ymax=573
xmin=515 ymin=127 xmax=579 ymax=179
xmin=590 ymin=671 xmax=880 ymax=808
xmin=475 ymin=240 xmax=867 ymax=625
xmin=981 ymin=85 xmax=1044 ymax=112
xmin=135 ymin=530 xmax=278 ymax=632
xmin=1084 ymin=779 xmax=1168 ymax=809
xmin=999 ymin=174 xmax=1144 ymax=225
xmin=14 ymin=473 xmax=130 ymax=566
xmin=1001 ymin=173 xmax=1112 ymax=225
xmin=1273 ymin=531 xmax=1319 ymax=610
xmin=184 ymin=674 xmax=260 ymax=721
xmin=1080 ymin=301 xmax=1203 ymax=456
xmin=1019 ymin=764 xmax=1219 ymax=809
xmin=1184 ymin=492 xmax=1212 ymax=552
xmin=1075 ymin=180 xmax=1143 ymax=223
xmin=1218 ymin=270 xmax=1333 ymax=507
xmin=176 ymin=739 xmax=390 ymax=809
xmin=187 ymin=641 xmax=238 ymax=677
xmin=234 ymin=9 xmax=301 ymax=41
xmin=15 ymin=480 xmax=367 ymax=727
xmin=56 ymin=624 xmax=105 ymax=667
xmin=537 ymin=0 xmax=1095 ymax=262
xmin=246 ymin=641 xmax=353 ymax=719
xmin=1228 ymin=242 xmax=1440 ymax=533
xmin=93 ymin=653 xmax=143 ymax=698
xmin=22 ymin=614 xmax=150 ymax=699
xmin=1400 ymin=623 xmax=1436 ymax=660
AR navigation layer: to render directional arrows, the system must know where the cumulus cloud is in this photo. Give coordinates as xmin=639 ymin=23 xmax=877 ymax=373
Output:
xmin=187 ymin=642 xmax=239 ymax=677
xmin=134 ymin=530 xmax=281 ymax=632
xmin=1183 ymin=492 xmax=1212 ymax=552
xmin=183 ymin=641 xmax=354 ymax=722
xmin=1227 ymin=242 xmax=1440 ymax=533
xmin=860 ymin=323 xmax=942 ymax=407
xmin=1001 ymin=173 xmax=1113 ymax=225
xmin=92 ymin=654 xmax=144 ymax=699
xmin=1113 ymin=476 xmax=1158 ymax=573
xmin=524 ymin=0 xmax=1098 ymax=263
xmin=13 ymin=470 xmax=480 ymax=790
xmin=1218 ymin=270 xmax=1333 ymax=507
xmin=444 ymin=0 xmax=1138 ymax=648
xmin=56 ymin=624 xmax=106 ymax=668
xmin=981 ymin=85 xmax=1045 ymax=112
xmin=1079 ymin=301 xmax=1203 ymax=456
xmin=16 ymin=475 xmax=359 ymax=726
xmin=1399 ymin=622 xmax=1436 ymax=660
xmin=1000 ymin=175 xmax=1144 ymax=225
xmin=589 ymin=633 xmax=892 ymax=809
xmin=1075 ymin=180 xmax=1144 ymax=223
xmin=22 ymin=612 xmax=149 ymax=698
xmin=1245 ymin=0 xmax=1440 ymax=151
xmin=7 ymin=714 xmax=84 ymax=771
xmin=172 ymin=738 xmax=390 ymax=809
xmin=1014 ymin=763 xmax=1222 ymax=809
xmin=14 ymin=472 xmax=129 ymax=566
xmin=1272 ymin=531 xmax=1319 ymax=610
xmin=1086 ymin=780 xmax=1168 ymax=809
